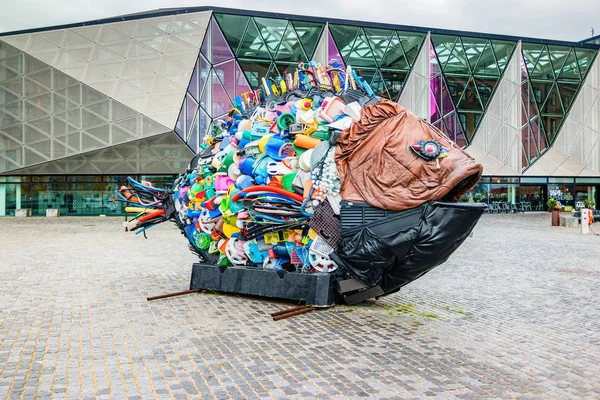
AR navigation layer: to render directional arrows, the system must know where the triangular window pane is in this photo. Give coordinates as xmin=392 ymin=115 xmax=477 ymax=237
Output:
xmin=346 ymin=29 xmax=376 ymax=68
xmin=521 ymin=43 xmax=543 ymax=77
xmin=459 ymin=38 xmax=487 ymax=71
xmin=536 ymin=82 xmax=562 ymax=114
xmin=474 ymin=77 xmax=499 ymax=109
xmin=444 ymin=39 xmax=470 ymax=74
xmin=234 ymin=61 xmax=252 ymax=97
xmin=198 ymin=54 xmax=211 ymax=100
xmin=200 ymin=26 xmax=210 ymax=61
xmin=444 ymin=75 xmax=469 ymax=107
xmin=254 ymin=18 xmax=288 ymax=54
xmin=364 ymin=27 xmax=392 ymax=65
xmin=329 ymin=25 xmax=360 ymax=61
xmin=547 ymin=45 xmax=571 ymax=78
xmin=238 ymin=59 xmax=272 ymax=88
xmin=473 ymin=42 xmax=500 ymax=76
xmin=188 ymin=61 xmax=200 ymax=101
xmin=431 ymin=34 xmax=457 ymax=68
xmin=556 ymin=82 xmax=579 ymax=113
xmin=211 ymin=19 xmax=234 ymax=64
xmin=558 ymin=49 xmax=581 ymax=81
xmin=401 ymin=32 xmax=426 ymax=66
xmin=213 ymin=60 xmax=236 ymax=101
xmin=84 ymin=124 xmax=110 ymax=145
xmin=380 ymin=32 xmax=409 ymax=70
xmin=185 ymin=92 xmax=198 ymax=134
xmin=368 ymin=69 xmax=389 ymax=99
xmin=81 ymin=131 xmax=106 ymax=151
xmin=381 ymin=70 xmax=408 ymax=100
xmin=174 ymin=104 xmax=185 ymax=139
xmin=211 ymin=78 xmax=233 ymax=117
xmin=531 ymin=46 xmax=554 ymax=79
xmin=98 ymin=27 xmax=130 ymax=44
xmin=198 ymin=108 xmax=211 ymax=142
xmin=24 ymin=147 xmax=49 ymax=165
xmin=188 ymin=113 xmax=199 ymax=151
xmin=491 ymin=41 xmax=515 ymax=72
xmin=0 ymin=123 xmax=23 ymax=142
xmin=290 ymin=21 xmax=324 ymax=59
xmin=327 ymin=30 xmax=344 ymax=67
xmin=214 ymin=14 xmax=250 ymax=56
xmin=275 ymin=24 xmax=306 ymax=62
xmin=200 ymin=74 xmax=211 ymax=116
xmin=238 ymin=19 xmax=272 ymax=59
xmin=457 ymin=78 xmax=484 ymax=111
xmin=575 ymin=49 xmax=597 ymax=78
xmin=541 ymin=115 xmax=563 ymax=143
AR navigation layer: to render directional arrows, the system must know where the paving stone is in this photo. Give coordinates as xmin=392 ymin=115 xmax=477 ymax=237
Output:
xmin=0 ymin=215 xmax=599 ymax=398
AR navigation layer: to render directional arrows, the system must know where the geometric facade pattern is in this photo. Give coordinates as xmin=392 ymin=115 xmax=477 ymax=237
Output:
xmin=4 ymin=132 xmax=193 ymax=175
xmin=466 ymin=43 xmax=523 ymax=175
xmin=0 ymin=42 xmax=173 ymax=174
xmin=329 ymin=24 xmax=425 ymax=101
xmin=214 ymin=13 xmax=325 ymax=89
xmin=0 ymin=7 xmax=599 ymax=177
xmin=521 ymin=43 xmax=597 ymax=149
xmin=397 ymin=33 xmax=430 ymax=120
xmin=524 ymin=54 xmax=600 ymax=176
xmin=430 ymin=35 xmax=516 ymax=145
xmin=175 ymin=17 xmax=253 ymax=151
xmin=0 ymin=11 xmax=210 ymax=129
xmin=2 ymin=12 xmax=210 ymax=127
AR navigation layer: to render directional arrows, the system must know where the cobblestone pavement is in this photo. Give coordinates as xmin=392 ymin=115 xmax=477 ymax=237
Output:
xmin=1 ymin=213 xmax=599 ymax=399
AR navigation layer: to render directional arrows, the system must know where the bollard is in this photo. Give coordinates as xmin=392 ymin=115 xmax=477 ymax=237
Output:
xmin=581 ymin=208 xmax=590 ymax=235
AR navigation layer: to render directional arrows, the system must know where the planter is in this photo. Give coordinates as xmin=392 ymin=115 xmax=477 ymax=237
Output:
xmin=551 ymin=210 xmax=561 ymax=226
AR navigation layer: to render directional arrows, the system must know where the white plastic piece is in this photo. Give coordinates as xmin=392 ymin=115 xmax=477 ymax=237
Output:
xmin=582 ymin=208 xmax=590 ymax=235
xmin=327 ymin=116 xmax=353 ymax=130
xmin=226 ymin=238 xmax=247 ymax=265
xmin=308 ymin=249 xmax=337 ymax=272
xmin=342 ymin=101 xmax=362 ymax=121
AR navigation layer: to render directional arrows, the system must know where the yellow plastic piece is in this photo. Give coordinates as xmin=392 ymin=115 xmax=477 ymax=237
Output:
xmin=308 ymin=228 xmax=318 ymax=240
xmin=125 ymin=207 xmax=152 ymax=213
xmin=263 ymin=232 xmax=281 ymax=245
xmin=258 ymin=134 xmax=273 ymax=153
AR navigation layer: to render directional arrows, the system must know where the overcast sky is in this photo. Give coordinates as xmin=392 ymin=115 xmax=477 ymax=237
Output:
xmin=0 ymin=0 xmax=598 ymax=42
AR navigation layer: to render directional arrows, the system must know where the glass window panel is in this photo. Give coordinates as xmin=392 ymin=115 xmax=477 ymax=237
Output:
xmin=234 ymin=61 xmax=252 ymax=97
xmin=431 ymin=34 xmax=457 ymax=69
xmin=23 ymin=100 xmax=49 ymax=121
xmin=380 ymin=32 xmax=409 ymax=70
xmin=114 ymin=116 xmax=141 ymax=136
xmin=457 ymin=78 xmax=483 ymax=111
xmin=472 ymin=42 xmax=500 ymax=76
xmin=102 ymin=42 xmax=129 ymax=58
xmin=547 ymin=45 xmax=571 ymax=78
xmin=1 ymin=100 xmax=23 ymax=121
xmin=399 ymin=32 xmax=425 ymax=66
xmin=345 ymin=29 xmax=376 ymax=68
xmin=3 ymin=54 xmax=24 ymax=75
xmin=214 ymin=14 xmax=250 ymax=56
xmin=82 ymin=108 xmax=107 ymax=128
xmin=211 ymin=19 xmax=234 ymax=64
xmin=213 ymin=60 xmax=236 ymax=100
xmin=0 ymin=123 xmax=23 ymax=142
xmin=275 ymin=24 xmax=306 ymax=62
xmin=28 ymin=139 xmax=52 ymax=157
xmin=187 ymin=112 xmax=199 ymax=150
xmin=28 ymin=116 xmax=51 ymax=135
xmin=24 ymin=78 xmax=50 ymax=98
xmin=444 ymin=75 xmax=469 ymax=107
xmin=24 ymin=124 xmax=49 ymax=143
xmin=329 ymin=25 xmax=360 ymax=60
xmin=474 ymin=77 xmax=498 ymax=109
xmin=557 ymin=82 xmax=579 ymax=112
xmin=52 ymin=139 xmax=68 ymax=159
xmin=379 ymin=69 xmax=407 ymax=100
xmin=211 ymin=77 xmax=233 ymax=117
xmin=27 ymin=69 xmax=52 ymax=89
xmin=237 ymin=59 xmax=272 ymax=88
xmin=530 ymin=46 xmax=554 ymax=79
xmin=0 ymin=65 xmax=19 ymax=81
xmin=363 ymin=27 xmax=392 ymax=65
xmin=254 ymin=17 xmax=287 ymax=54
xmin=185 ymin=92 xmax=198 ymax=135
xmin=443 ymin=39 xmax=470 ymax=74
xmin=327 ymin=30 xmax=344 ymax=67
xmin=534 ymin=81 xmax=562 ymax=114
xmin=458 ymin=37 xmax=487 ymax=71
xmin=174 ymin=104 xmax=185 ymax=139
xmin=237 ymin=19 xmax=272 ymax=59
xmin=81 ymin=131 xmax=106 ymax=151
xmin=200 ymin=27 xmax=210 ymax=61
xmin=290 ymin=21 xmax=324 ymax=59
xmin=98 ymin=26 xmax=129 ymax=44
xmin=575 ymin=49 xmax=597 ymax=78
xmin=558 ymin=50 xmax=581 ymax=81
xmin=84 ymin=124 xmax=110 ymax=144
xmin=198 ymin=108 xmax=210 ymax=142
xmin=491 ymin=41 xmax=515 ymax=72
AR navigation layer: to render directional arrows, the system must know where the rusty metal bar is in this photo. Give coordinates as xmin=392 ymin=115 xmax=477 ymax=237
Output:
xmin=270 ymin=305 xmax=307 ymax=317
xmin=272 ymin=306 xmax=316 ymax=321
xmin=147 ymin=289 xmax=202 ymax=301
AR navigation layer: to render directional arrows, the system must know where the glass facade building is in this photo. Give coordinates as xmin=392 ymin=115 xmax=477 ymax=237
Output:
xmin=1 ymin=7 xmax=600 ymax=216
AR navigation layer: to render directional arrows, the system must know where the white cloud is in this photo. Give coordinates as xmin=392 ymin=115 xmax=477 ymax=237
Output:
xmin=1 ymin=0 xmax=599 ymax=42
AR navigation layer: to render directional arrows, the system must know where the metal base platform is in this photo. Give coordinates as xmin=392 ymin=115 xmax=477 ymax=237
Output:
xmin=189 ymin=264 xmax=337 ymax=306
